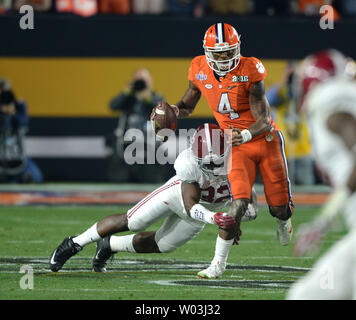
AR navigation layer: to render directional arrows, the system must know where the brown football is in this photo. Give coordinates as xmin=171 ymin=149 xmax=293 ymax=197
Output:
xmin=152 ymin=101 xmax=177 ymax=134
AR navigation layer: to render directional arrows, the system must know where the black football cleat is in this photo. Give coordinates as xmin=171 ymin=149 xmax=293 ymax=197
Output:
xmin=49 ymin=237 xmax=82 ymax=272
xmin=92 ymin=236 xmax=115 ymax=273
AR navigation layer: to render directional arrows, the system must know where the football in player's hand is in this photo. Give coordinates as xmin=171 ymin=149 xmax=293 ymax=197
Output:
xmin=151 ymin=101 xmax=177 ymax=135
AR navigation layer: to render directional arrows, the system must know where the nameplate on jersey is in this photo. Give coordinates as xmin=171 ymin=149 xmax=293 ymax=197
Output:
xmin=232 ymin=75 xmax=249 ymax=83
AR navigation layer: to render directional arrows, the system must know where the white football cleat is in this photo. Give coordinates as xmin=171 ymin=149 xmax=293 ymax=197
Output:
xmin=197 ymin=262 xmax=226 ymax=279
xmin=277 ymin=218 xmax=293 ymax=246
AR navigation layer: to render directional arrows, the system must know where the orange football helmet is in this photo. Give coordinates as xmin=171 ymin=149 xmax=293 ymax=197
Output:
xmin=203 ymin=23 xmax=241 ymax=76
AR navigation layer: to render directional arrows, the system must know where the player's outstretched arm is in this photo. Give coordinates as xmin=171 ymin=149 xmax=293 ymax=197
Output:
xmin=248 ymin=80 xmax=273 ymax=138
xmin=181 ymin=182 xmax=235 ymax=229
xmin=173 ymin=81 xmax=201 ymax=119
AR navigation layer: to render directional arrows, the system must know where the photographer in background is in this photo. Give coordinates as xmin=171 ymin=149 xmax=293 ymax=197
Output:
xmin=107 ymin=68 xmax=171 ymax=182
xmin=0 ymin=79 xmax=43 ymax=183
xmin=110 ymin=68 xmax=163 ymax=132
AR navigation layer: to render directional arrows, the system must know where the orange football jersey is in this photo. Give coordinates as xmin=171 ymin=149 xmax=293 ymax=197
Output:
xmin=188 ymin=55 xmax=279 ymax=139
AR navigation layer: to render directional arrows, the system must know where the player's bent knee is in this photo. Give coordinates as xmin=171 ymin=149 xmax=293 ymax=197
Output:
xmin=133 ymin=232 xmax=161 ymax=253
xmin=127 ymin=218 xmax=148 ymax=232
xmin=229 ymin=198 xmax=249 ymax=219
xmin=269 ymin=203 xmax=293 ymax=221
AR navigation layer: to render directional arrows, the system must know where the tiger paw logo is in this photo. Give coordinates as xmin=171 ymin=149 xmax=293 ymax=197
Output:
xmin=256 ymin=62 xmax=265 ymax=74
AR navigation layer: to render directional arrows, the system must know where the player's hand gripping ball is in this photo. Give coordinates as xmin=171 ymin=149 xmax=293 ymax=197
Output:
xmin=150 ymin=101 xmax=178 ymax=141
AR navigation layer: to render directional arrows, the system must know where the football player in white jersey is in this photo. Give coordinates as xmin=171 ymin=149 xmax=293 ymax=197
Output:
xmin=286 ymin=49 xmax=356 ymax=299
xmin=49 ymin=123 xmax=258 ymax=278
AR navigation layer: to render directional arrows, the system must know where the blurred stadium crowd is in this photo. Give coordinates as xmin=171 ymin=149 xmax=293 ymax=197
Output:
xmin=1 ymin=0 xmax=355 ymax=184
xmin=0 ymin=0 xmax=355 ymax=19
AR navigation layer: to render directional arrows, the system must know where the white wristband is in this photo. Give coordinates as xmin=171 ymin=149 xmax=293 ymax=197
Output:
xmin=190 ymin=204 xmax=215 ymax=225
xmin=241 ymin=129 xmax=252 ymax=143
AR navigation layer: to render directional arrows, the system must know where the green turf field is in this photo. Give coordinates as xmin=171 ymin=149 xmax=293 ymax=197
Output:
xmin=0 ymin=204 xmax=346 ymax=300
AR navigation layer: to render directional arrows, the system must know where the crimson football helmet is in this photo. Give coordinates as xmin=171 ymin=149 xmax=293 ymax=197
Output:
xmin=203 ymin=23 xmax=241 ymax=76
xmin=297 ymin=49 xmax=356 ymax=111
xmin=190 ymin=123 xmax=231 ymax=175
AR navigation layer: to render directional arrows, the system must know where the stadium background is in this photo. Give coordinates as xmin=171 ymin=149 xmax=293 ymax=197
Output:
xmin=1 ymin=4 xmax=355 ymax=303
xmin=1 ymin=14 xmax=355 ymax=181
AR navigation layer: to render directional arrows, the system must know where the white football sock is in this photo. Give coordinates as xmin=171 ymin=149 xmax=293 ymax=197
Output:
xmin=72 ymin=223 xmax=101 ymax=247
xmin=109 ymin=234 xmax=136 ymax=253
xmin=211 ymin=236 xmax=234 ymax=265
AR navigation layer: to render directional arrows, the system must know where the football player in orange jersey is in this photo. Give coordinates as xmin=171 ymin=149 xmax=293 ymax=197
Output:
xmin=154 ymin=22 xmax=294 ymax=248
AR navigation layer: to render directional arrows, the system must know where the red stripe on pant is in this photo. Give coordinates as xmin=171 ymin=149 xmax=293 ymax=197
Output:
xmin=127 ymin=180 xmax=180 ymax=219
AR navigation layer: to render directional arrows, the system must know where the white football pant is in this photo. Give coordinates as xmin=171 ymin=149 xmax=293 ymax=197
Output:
xmin=127 ymin=177 xmax=205 ymax=253
xmin=287 ymin=229 xmax=356 ymax=300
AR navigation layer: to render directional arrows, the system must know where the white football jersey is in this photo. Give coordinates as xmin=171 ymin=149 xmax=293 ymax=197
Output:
xmin=173 ymin=148 xmax=231 ymax=212
xmin=304 ymin=78 xmax=356 ymax=228
xmin=305 ymin=79 xmax=356 ymax=187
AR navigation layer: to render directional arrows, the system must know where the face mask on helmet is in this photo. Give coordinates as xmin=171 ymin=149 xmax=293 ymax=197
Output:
xmin=205 ymin=46 xmax=240 ymax=76
xmin=199 ymin=157 xmax=226 ymax=175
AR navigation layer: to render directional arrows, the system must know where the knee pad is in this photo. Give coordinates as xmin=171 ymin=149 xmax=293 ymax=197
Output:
xmin=127 ymin=217 xmax=148 ymax=232
xmin=269 ymin=202 xmax=294 ymax=220
xmin=229 ymin=198 xmax=249 ymax=219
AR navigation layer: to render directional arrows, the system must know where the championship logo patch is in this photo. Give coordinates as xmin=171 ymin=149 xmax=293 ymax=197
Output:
xmin=196 ymin=71 xmax=208 ymax=81
xmin=232 ymin=76 xmax=248 ymax=82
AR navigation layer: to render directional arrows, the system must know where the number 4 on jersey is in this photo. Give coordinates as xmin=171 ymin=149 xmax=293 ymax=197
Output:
xmin=218 ymin=93 xmax=239 ymax=120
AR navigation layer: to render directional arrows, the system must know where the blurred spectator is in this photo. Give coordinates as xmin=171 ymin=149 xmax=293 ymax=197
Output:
xmin=168 ymin=0 xmax=206 ymax=17
xmin=107 ymin=68 xmax=171 ymax=183
xmin=132 ymin=0 xmax=166 ymax=14
xmin=266 ymin=62 xmax=315 ymax=185
xmin=334 ymin=0 xmax=356 ymax=17
xmin=110 ymin=69 xmax=163 ymax=132
xmin=0 ymin=0 xmax=12 ymax=14
xmin=98 ymin=0 xmax=130 ymax=14
xmin=0 ymin=79 xmax=43 ymax=183
xmin=298 ymin=0 xmax=340 ymax=19
xmin=254 ymin=0 xmax=292 ymax=15
xmin=298 ymin=0 xmax=325 ymax=15
xmin=56 ymin=0 xmax=98 ymax=16
xmin=208 ymin=0 xmax=251 ymax=15
xmin=14 ymin=0 xmax=52 ymax=11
